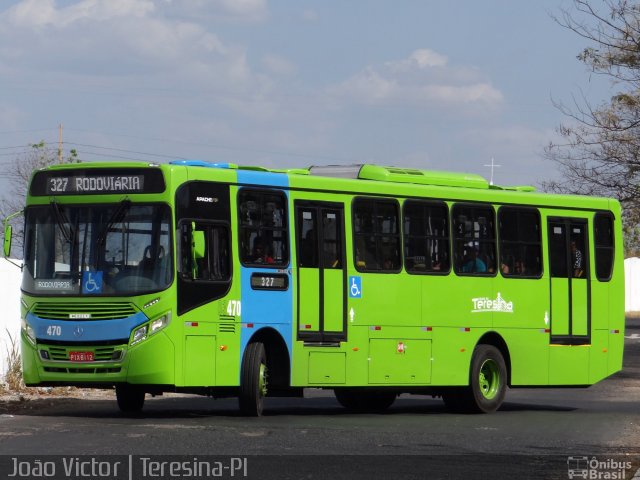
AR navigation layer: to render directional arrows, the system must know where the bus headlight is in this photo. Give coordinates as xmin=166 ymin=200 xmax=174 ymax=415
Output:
xmin=150 ymin=312 xmax=171 ymax=334
xmin=22 ymin=319 xmax=36 ymax=345
xmin=131 ymin=325 xmax=148 ymax=345
xmin=131 ymin=312 xmax=170 ymax=346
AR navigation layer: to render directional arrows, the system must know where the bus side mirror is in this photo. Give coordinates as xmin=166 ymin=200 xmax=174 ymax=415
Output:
xmin=3 ymin=224 xmax=12 ymax=258
xmin=190 ymin=223 xmax=205 ymax=280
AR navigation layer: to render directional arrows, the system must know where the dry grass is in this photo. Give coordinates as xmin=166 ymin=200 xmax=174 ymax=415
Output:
xmin=2 ymin=328 xmax=25 ymax=393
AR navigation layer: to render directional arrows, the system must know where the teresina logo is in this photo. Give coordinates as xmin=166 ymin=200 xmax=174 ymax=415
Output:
xmin=471 ymin=292 xmax=513 ymax=313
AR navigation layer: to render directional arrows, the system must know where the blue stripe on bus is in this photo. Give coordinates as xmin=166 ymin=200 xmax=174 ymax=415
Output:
xmin=27 ymin=311 xmax=148 ymax=343
xmin=236 ymin=170 xmax=293 ymax=367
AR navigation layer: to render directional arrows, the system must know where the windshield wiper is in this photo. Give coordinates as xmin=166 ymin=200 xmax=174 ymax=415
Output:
xmin=96 ymin=200 xmax=131 ymax=247
xmin=51 ymin=201 xmax=74 ymax=243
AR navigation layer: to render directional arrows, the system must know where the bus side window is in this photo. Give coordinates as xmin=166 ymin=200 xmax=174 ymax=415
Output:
xmin=452 ymin=204 xmax=496 ymax=276
xmin=498 ymin=207 xmax=542 ymax=278
xmin=180 ymin=221 xmax=230 ymax=282
xmin=594 ymin=213 xmax=614 ymax=281
xmin=403 ymin=200 xmax=450 ymax=274
xmin=353 ymin=198 xmax=401 ymax=272
xmin=238 ymin=189 xmax=288 ymax=267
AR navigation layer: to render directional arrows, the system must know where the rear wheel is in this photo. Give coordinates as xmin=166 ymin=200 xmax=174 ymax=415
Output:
xmin=461 ymin=345 xmax=507 ymax=413
xmin=116 ymin=385 xmax=145 ymax=413
xmin=239 ymin=342 xmax=268 ymax=416
xmin=334 ymin=388 xmax=396 ymax=412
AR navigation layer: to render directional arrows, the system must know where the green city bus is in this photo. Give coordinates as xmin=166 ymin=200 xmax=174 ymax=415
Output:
xmin=3 ymin=161 xmax=624 ymax=415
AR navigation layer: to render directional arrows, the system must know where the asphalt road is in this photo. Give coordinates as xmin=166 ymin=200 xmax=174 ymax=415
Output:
xmin=1 ymin=319 xmax=639 ymax=479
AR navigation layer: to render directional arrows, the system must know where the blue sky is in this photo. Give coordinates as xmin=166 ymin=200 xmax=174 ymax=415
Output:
xmin=0 ymin=0 xmax=613 ymax=187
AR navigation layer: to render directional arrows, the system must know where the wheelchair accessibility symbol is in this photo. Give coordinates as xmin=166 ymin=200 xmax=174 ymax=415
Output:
xmin=82 ymin=271 xmax=103 ymax=294
xmin=349 ymin=276 xmax=362 ymax=298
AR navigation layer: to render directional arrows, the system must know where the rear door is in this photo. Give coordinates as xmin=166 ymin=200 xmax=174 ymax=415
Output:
xmin=548 ymin=218 xmax=590 ymax=344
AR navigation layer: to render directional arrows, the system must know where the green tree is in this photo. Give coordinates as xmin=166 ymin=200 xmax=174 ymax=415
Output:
xmin=0 ymin=141 xmax=79 ymax=257
xmin=544 ymin=0 xmax=640 ymax=256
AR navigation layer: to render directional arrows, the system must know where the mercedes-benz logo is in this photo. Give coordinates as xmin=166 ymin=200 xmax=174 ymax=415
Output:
xmin=73 ymin=326 xmax=84 ymax=338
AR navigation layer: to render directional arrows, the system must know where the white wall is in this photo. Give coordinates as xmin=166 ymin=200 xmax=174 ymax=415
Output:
xmin=626 ymin=257 xmax=640 ymax=312
xmin=0 ymin=259 xmax=22 ymax=376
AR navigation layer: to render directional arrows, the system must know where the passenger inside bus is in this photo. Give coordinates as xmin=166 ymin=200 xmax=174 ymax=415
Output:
xmin=462 ymin=247 xmax=487 ymax=273
xmin=251 ymin=238 xmax=274 ymax=264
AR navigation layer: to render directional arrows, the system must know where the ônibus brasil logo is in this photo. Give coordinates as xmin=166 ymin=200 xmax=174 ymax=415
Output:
xmin=471 ymin=292 xmax=514 ymax=313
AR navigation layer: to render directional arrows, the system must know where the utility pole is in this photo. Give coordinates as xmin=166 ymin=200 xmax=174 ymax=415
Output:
xmin=58 ymin=123 xmax=63 ymax=163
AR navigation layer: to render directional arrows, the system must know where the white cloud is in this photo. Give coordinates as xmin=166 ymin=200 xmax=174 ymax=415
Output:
xmin=330 ymin=49 xmax=503 ymax=109
xmin=262 ymin=54 xmax=297 ymax=76
xmin=160 ymin=0 xmax=267 ymax=22
xmin=4 ymin=0 xmax=154 ymax=28
xmin=387 ymin=49 xmax=448 ymax=71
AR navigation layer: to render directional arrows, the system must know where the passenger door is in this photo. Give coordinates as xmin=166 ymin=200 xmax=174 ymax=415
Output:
xmin=548 ymin=218 xmax=590 ymax=344
xmin=295 ymin=201 xmax=347 ymax=343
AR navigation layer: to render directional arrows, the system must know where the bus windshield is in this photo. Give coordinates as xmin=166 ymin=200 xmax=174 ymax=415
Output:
xmin=22 ymin=203 xmax=173 ymax=296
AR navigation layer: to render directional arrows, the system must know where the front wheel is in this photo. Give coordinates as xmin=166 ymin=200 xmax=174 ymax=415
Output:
xmin=464 ymin=345 xmax=507 ymax=413
xmin=115 ymin=385 xmax=145 ymax=414
xmin=239 ymin=342 xmax=268 ymax=416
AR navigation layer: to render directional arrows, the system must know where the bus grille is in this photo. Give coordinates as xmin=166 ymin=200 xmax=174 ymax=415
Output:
xmin=44 ymin=366 xmax=122 ymax=374
xmin=46 ymin=345 xmax=122 ymax=362
xmin=32 ymin=302 xmax=138 ymax=320
xmin=218 ymin=320 xmax=236 ymax=333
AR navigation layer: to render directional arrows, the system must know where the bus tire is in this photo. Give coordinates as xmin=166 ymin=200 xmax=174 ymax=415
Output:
xmin=334 ymin=388 xmax=396 ymax=412
xmin=239 ymin=342 xmax=268 ymax=417
xmin=462 ymin=344 xmax=507 ymax=413
xmin=116 ymin=385 xmax=145 ymax=413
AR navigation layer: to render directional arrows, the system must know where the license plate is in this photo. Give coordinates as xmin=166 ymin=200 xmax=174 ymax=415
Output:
xmin=69 ymin=351 xmax=94 ymax=362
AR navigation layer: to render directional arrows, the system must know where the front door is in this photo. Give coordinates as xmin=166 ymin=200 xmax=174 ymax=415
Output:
xmin=295 ymin=201 xmax=347 ymax=343
xmin=548 ymin=218 xmax=590 ymax=345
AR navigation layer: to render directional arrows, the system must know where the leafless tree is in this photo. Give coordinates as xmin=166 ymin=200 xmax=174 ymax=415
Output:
xmin=0 ymin=142 xmax=78 ymax=257
xmin=544 ymin=0 xmax=640 ymax=255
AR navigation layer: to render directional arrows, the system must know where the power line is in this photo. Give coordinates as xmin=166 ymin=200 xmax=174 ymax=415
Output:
xmin=64 ymin=142 xmax=189 ymax=161
xmin=64 ymin=127 xmax=357 ymax=163
xmin=0 ymin=128 xmax=57 ymax=135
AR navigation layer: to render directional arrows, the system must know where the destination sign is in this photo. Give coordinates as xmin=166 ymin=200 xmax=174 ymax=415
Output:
xmin=47 ymin=175 xmax=144 ymax=194
xmin=250 ymin=273 xmax=289 ymax=291
xmin=30 ymin=168 xmax=165 ymax=196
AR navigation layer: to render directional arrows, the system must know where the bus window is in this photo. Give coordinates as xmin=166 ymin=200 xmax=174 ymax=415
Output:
xmin=353 ymin=198 xmax=401 ymax=272
xmin=180 ymin=221 xmax=230 ymax=282
xmin=238 ymin=189 xmax=288 ymax=267
xmin=594 ymin=213 xmax=614 ymax=281
xmin=298 ymin=209 xmax=318 ymax=268
xmin=498 ymin=207 xmax=542 ymax=278
xmin=452 ymin=204 xmax=496 ymax=276
xmin=403 ymin=200 xmax=450 ymax=273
